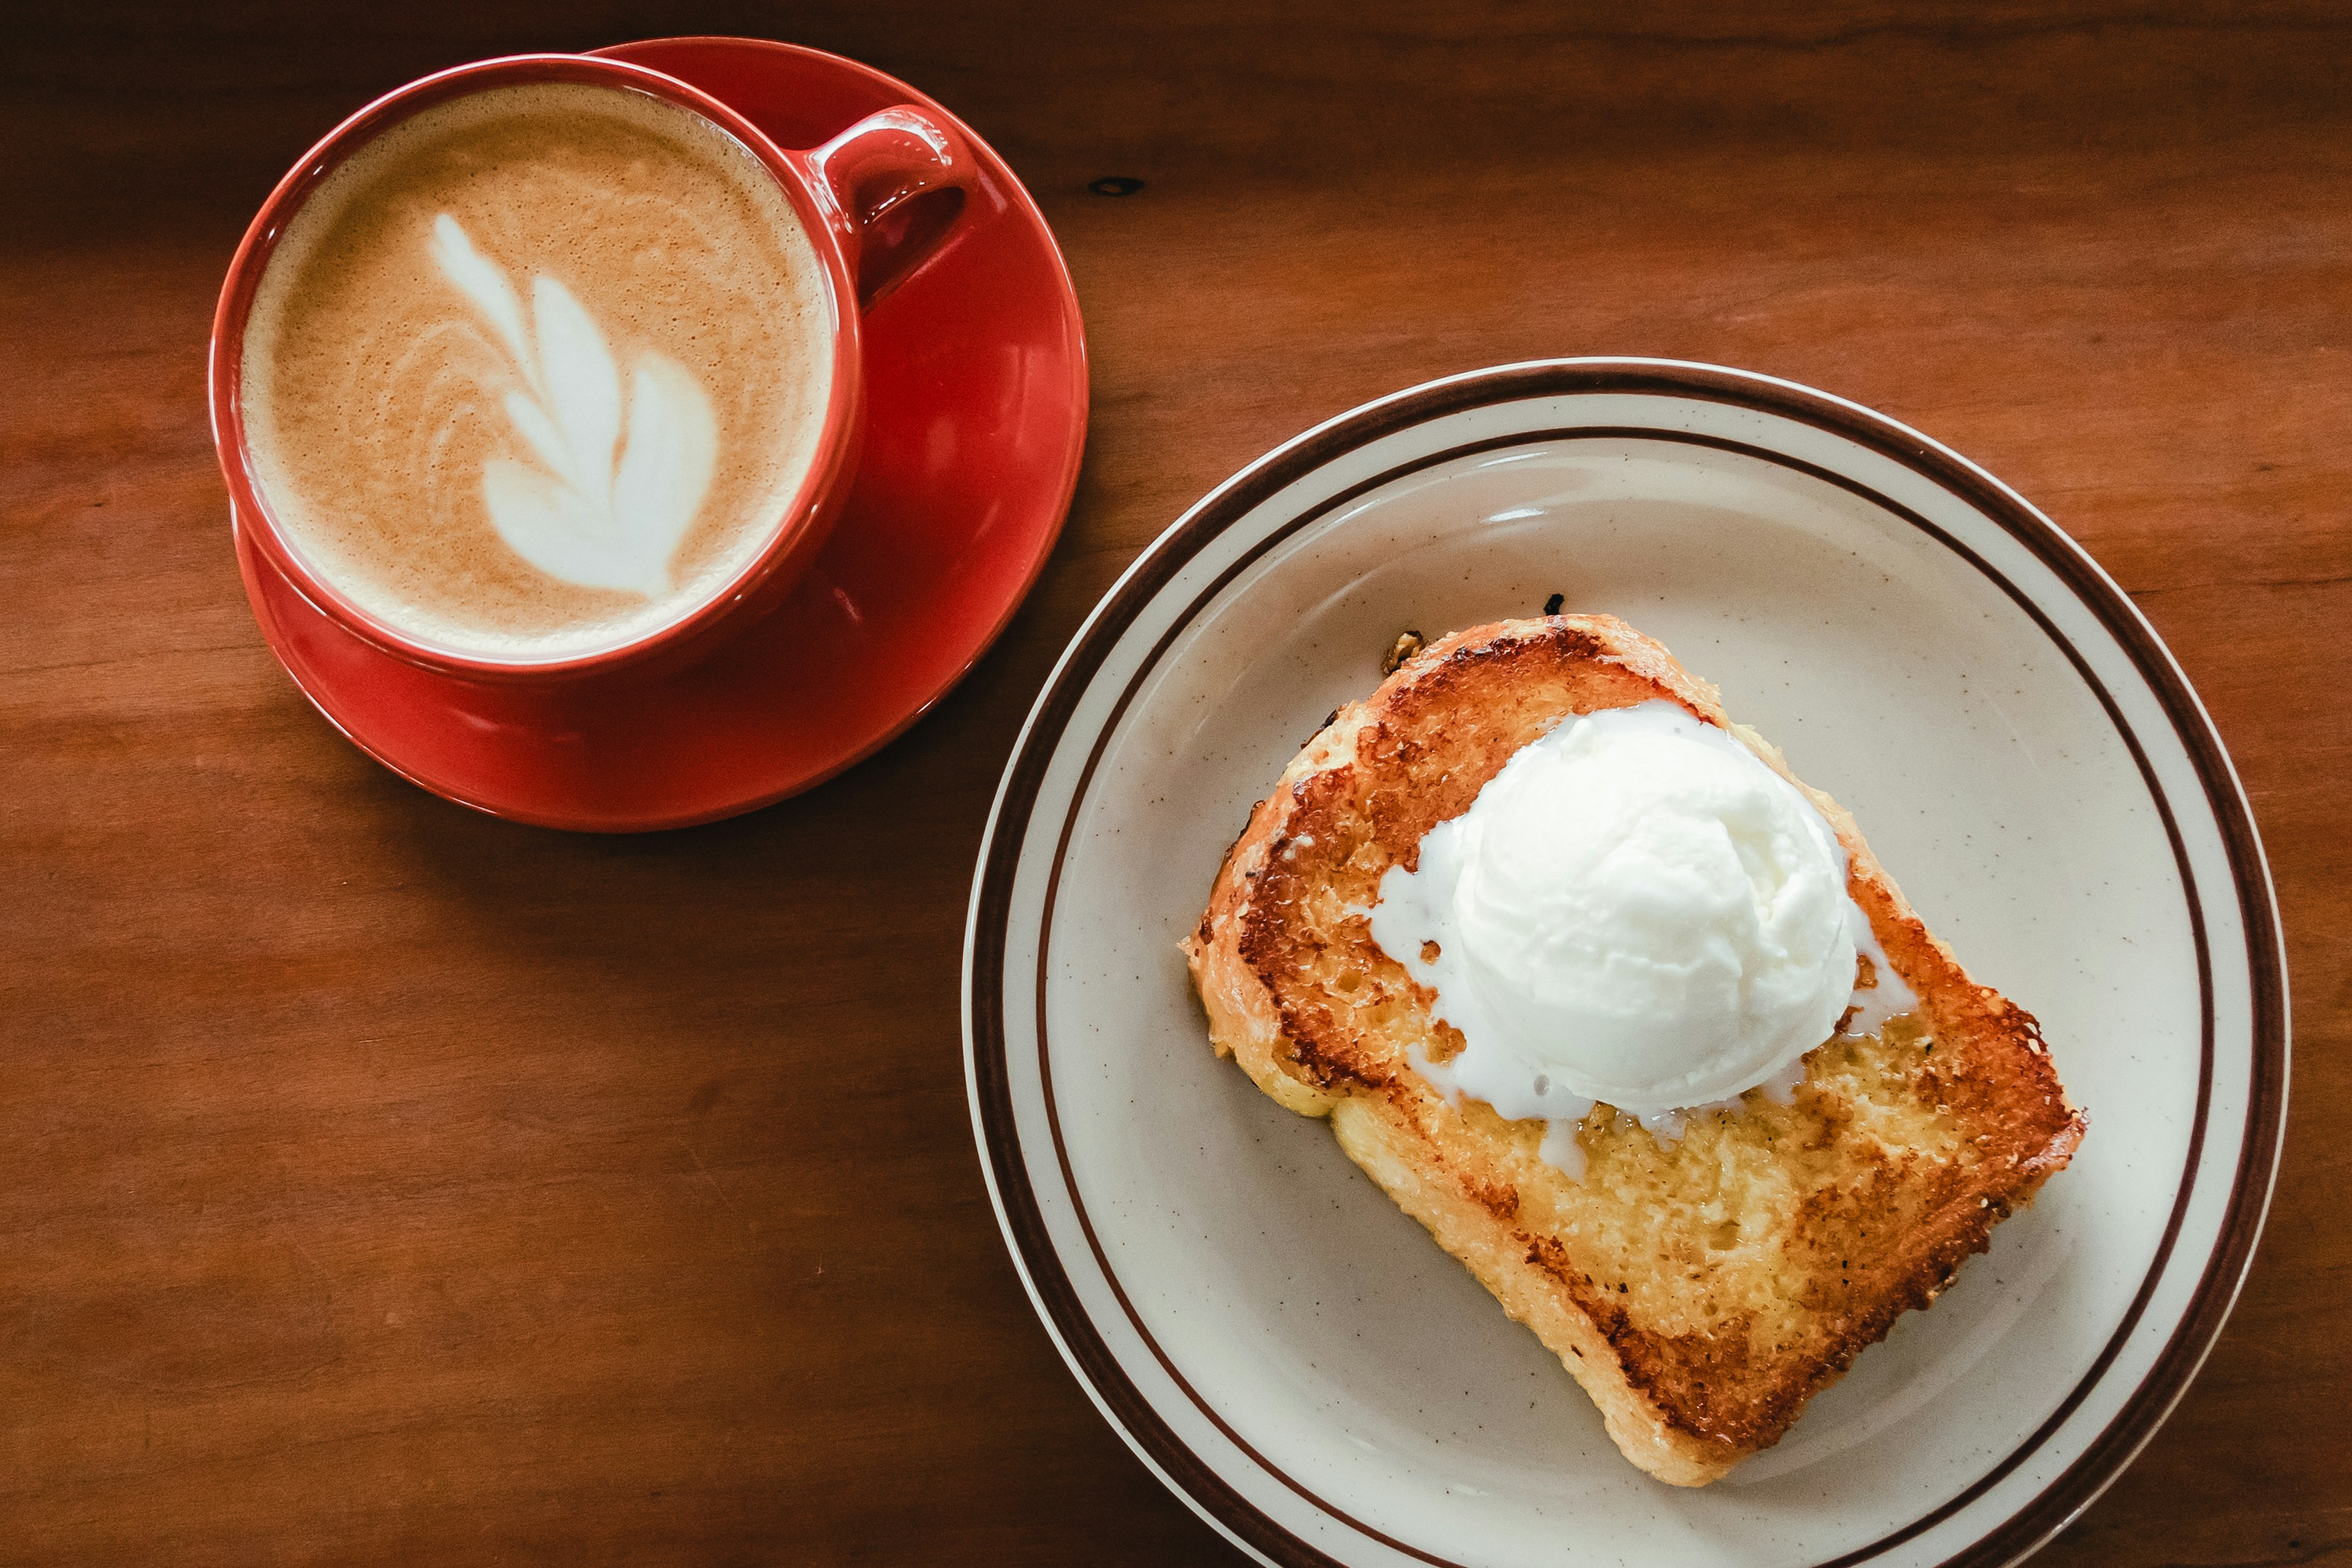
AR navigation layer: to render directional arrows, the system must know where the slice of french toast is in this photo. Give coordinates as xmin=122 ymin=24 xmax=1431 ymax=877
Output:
xmin=1182 ymin=614 xmax=2084 ymax=1486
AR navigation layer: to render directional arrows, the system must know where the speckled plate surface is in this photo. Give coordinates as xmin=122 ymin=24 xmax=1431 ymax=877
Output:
xmin=963 ymin=360 xmax=2286 ymax=1567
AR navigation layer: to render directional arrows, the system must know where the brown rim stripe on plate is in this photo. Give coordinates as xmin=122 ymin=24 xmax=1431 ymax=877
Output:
xmin=1042 ymin=431 xmax=2205 ymax=1566
xmin=968 ymin=361 xmax=2288 ymax=1568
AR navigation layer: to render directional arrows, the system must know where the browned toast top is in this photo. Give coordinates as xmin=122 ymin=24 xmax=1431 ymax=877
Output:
xmin=1185 ymin=615 xmax=2084 ymax=1471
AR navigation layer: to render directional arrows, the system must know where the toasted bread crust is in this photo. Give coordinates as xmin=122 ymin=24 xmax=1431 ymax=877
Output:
xmin=1183 ymin=616 xmax=2084 ymax=1486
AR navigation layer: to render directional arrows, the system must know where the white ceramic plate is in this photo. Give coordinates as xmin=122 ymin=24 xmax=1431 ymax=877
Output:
xmin=963 ymin=360 xmax=2287 ymax=1568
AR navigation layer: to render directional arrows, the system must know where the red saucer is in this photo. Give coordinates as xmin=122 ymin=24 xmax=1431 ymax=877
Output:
xmin=235 ymin=37 xmax=1087 ymax=831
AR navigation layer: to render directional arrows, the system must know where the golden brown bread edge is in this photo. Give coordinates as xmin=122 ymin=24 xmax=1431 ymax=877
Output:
xmin=1180 ymin=614 xmax=2085 ymax=1486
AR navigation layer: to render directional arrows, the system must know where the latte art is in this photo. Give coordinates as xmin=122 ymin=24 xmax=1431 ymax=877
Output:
xmin=240 ymin=83 xmax=832 ymax=660
xmin=431 ymin=214 xmax=718 ymax=597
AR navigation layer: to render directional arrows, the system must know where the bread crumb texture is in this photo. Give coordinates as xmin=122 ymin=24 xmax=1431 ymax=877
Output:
xmin=1182 ymin=615 xmax=2083 ymax=1485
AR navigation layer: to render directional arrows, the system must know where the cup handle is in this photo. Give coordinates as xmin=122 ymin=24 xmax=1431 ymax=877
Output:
xmin=812 ymin=107 xmax=977 ymax=309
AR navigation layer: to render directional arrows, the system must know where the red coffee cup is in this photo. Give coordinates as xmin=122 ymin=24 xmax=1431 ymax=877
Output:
xmin=209 ymin=52 xmax=975 ymax=684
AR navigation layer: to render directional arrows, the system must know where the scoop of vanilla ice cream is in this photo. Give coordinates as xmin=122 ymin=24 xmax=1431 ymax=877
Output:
xmin=1370 ymin=700 xmax=1858 ymax=1121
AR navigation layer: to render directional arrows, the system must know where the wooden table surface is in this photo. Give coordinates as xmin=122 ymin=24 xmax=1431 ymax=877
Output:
xmin=6 ymin=2 xmax=2346 ymax=1562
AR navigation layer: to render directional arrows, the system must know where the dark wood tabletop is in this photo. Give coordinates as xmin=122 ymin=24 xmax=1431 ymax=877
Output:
xmin=6 ymin=2 xmax=2346 ymax=1562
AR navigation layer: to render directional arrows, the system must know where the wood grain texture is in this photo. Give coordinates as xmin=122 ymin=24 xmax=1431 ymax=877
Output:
xmin=2 ymin=2 xmax=2345 ymax=1563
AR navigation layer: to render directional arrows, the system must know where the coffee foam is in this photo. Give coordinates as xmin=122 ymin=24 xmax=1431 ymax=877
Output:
xmin=241 ymin=81 xmax=833 ymax=660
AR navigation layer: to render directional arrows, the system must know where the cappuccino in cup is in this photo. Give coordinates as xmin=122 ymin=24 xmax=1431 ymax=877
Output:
xmin=240 ymin=81 xmax=833 ymax=661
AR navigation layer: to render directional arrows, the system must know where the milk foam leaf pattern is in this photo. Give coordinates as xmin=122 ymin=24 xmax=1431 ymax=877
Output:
xmin=530 ymin=276 xmax=622 ymax=509
xmin=429 ymin=214 xmax=717 ymax=598
xmin=428 ymin=216 xmax=530 ymax=380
